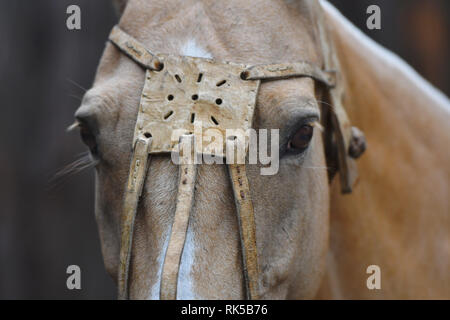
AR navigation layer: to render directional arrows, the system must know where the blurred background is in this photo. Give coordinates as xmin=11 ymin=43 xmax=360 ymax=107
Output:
xmin=0 ymin=0 xmax=448 ymax=299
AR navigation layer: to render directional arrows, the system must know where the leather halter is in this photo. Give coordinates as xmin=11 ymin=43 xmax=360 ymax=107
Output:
xmin=108 ymin=3 xmax=358 ymax=300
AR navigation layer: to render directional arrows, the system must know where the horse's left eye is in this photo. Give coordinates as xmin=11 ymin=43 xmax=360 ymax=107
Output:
xmin=287 ymin=124 xmax=314 ymax=153
xmin=79 ymin=124 xmax=99 ymax=157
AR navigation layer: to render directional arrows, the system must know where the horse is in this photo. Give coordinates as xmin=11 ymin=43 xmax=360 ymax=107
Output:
xmin=73 ymin=0 xmax=450 ymax=299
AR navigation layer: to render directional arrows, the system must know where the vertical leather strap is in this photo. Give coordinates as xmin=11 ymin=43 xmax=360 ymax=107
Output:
xmin=118 ymin=137 xmax=152 ymax=300
xmin=312 ymin=0 xmax=358 ymax=193
xmin=160 ymin=135 xmax=197 ymax=300
xmin=228 ymin=163 xmax=260 ymax=299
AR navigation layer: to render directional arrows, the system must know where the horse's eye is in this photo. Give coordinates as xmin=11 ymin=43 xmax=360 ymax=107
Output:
xmin=287 ymin=124 xmax=314 ymax=153
xmin=79 ymin=124 xmax=98 ymax=156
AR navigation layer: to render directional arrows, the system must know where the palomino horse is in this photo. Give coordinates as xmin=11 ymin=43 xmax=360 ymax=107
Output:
xmin=73 ymin=0 xmax=449 ymax=299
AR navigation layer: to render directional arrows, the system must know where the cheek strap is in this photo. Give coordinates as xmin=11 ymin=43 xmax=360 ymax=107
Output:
xmin=118 ymin=137 xmax=152 ymax=300
xmin=228 ymin=162 xmax=260 ymax=300
xmin=160 ymin=135 xmax=197 ymax=300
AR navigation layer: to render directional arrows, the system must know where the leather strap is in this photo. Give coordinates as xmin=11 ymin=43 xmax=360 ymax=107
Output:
xmin=160 ymin=135 xmax=197 ymax=300
xmin=118 ymin=137 xmax=152 ymax=300
xmin=312 ymin=1 xmax=358 ymax=193
xmin=109 ymin=26 xmax=163 ymax=71
xmin=228 ymin=162 xmax=260 ymax=300
xmin=242 ymin=61 xmax=336 ymax=88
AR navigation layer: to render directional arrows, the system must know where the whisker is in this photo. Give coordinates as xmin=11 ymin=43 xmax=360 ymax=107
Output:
xmin=56 ymin=153 xmax=98 ymax=178
xmin=67 ymin=121 xmax=80 ymax=132
xmin=48 ymin=152 xmax=98 ymax=191
xmin=301 ymin=166 xmax=330 ymax=170
xmin=316 ymin=99 xmax=336 ymax=111
xmin=67 ymin=78 xmax=87 ymax=92
xmin=69 ymin=94 xmax=83 ymax=101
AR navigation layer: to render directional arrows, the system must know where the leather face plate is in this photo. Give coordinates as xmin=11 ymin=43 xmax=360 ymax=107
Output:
xmin=133 ymin=54 xmax=260 ymax=157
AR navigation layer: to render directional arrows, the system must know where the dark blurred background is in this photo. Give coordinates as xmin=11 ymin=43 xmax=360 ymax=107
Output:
xmin=0 ymin=0 xmax=448 ymax=299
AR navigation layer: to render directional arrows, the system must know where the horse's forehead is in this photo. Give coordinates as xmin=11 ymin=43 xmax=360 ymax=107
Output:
xmin=119 ymin=0 xmax=319 ymax=65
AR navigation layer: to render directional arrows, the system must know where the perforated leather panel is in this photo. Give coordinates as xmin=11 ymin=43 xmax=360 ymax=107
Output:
xmin=133 ymin=54 xmax=260 ymax=157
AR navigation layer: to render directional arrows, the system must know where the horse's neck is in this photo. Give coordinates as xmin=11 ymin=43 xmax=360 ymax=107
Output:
xmin=317 ymin=1 xmax=450 ymax=299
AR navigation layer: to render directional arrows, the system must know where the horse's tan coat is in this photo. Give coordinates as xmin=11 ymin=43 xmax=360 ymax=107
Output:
xmin=317 ymin=1 xmax=450 ymax=299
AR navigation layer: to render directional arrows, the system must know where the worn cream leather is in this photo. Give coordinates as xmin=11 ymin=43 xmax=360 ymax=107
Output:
xmin=109 ymin=26 xmax=162 ymax=71
xmin=133 ymin=54 xmax=260 ymax=157
xmin=311 ymin=1 xmax=357 ymax=193
xmin=228 ymin=162 xmax=260 ymax=300
xmin=118 ymin=137 xmax=152 ymax=300
xmin=243 ymin=61 xmax=335 ymax=87
xmin=160 ymin=135 xmax=197 ymax=300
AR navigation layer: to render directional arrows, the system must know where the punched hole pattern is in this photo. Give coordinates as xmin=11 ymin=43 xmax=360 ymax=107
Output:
xmin=240 ymin=71 xmax=249 ymax=80
xmin=155 ymin=62 xmax=164 ymax=71
xmin=164 ymin=110 xmax=174 ymax=120
xmin=158 ymin=70 xmax=242 ymax=129
xmin=211 ymin=116 xmax=219 ymax=125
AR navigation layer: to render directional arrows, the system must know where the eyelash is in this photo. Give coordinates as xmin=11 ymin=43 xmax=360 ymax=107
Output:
xmin=284 ymin=138 xmax=311 ymax=156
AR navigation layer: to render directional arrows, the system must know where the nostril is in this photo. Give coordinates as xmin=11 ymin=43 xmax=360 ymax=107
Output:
xmin=78 ymin=122 xmax=99 ymax=158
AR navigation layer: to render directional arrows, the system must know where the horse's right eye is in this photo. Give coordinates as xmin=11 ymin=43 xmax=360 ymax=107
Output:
xmin=79 ymin=124 xmax=98 ymax=157
xmin=286 ymin=123 xmax=314 ymax=155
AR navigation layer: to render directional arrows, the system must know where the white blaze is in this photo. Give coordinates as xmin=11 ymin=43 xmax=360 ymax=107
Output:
xmin=181 ymin=39 xmax=213 ymax=59
xmin=176 ymin=226 xmax=197 ymax=299
xmin=147 ymin=233 xmax=170 ymax=299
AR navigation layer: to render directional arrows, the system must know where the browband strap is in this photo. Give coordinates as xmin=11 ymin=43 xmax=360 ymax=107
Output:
xmin=242 ymin=61 xmax=336 ymax=88
xmin=109 ymin=26 xmax=162 ymax=71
